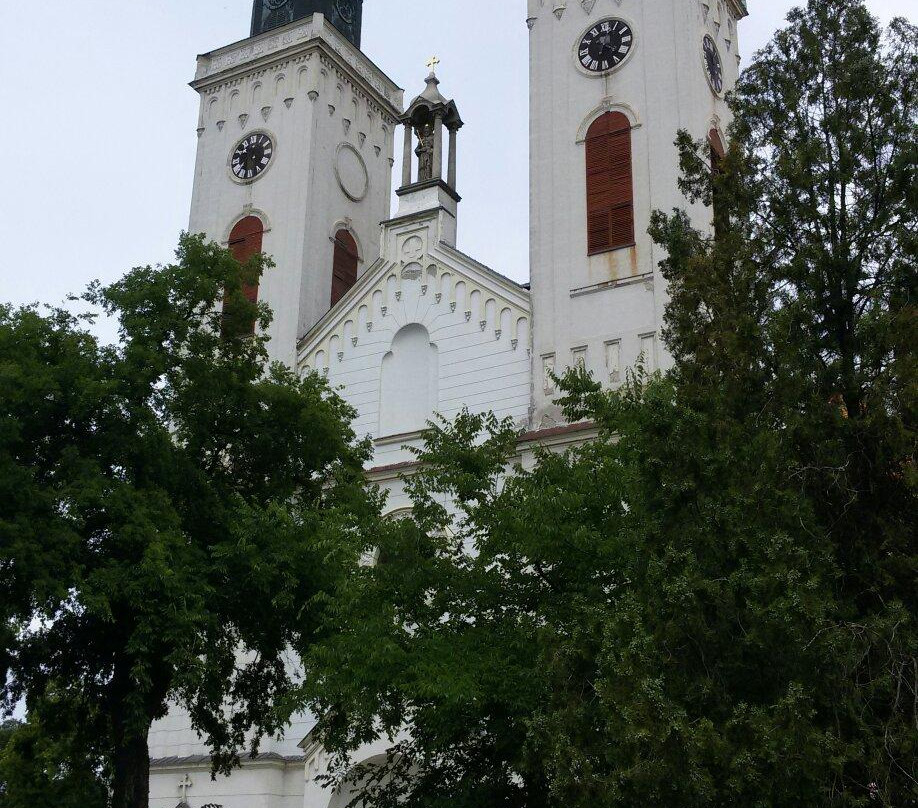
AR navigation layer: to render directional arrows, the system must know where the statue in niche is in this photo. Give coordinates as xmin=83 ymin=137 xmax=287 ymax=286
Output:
xmin=414 ymin=120 xmax=435 ymax=181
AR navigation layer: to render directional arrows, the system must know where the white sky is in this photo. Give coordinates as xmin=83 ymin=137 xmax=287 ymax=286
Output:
xmin=0 ymin=0 xmax=910 ymax=331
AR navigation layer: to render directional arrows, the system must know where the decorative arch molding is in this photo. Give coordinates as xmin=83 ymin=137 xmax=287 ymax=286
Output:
xmin=384 ymin=508 xmax=414 ymax=521
xmin=222 ymin=208 xmax=273 ymax=244
xmin=379 ymin=323 xmax=439 ymax=437
xmin=299 ymin=258 xmax=531 ymax=374
xmin=329 ymin=218 xmax=364 ymax=265
xmin=322 ymin=754 xmax=394 ymax=806
xmin=709 ymin=120 xmax=727 ymax=157
xmin=576 ymin=99 xmax=641 ymax=144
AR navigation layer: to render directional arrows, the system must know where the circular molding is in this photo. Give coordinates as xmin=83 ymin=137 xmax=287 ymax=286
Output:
xmin=702 ymin=33 xmax=725 ymax=96
xmin=401 ymin=235 xmax=424 ymax=261
xmin=227 ymin=129 xmax=278 ymax=185
xmin=572 ymin=16 xmax=638 ymax=79
xmin=335 ymin=142 xmax=370 ymax=202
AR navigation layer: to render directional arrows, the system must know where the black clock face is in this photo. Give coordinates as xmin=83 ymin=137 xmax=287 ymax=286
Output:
xmin=703 ymin=35 xmax=724 ymax=94
xmin=265 ymin=0 xmax=288 ymax=8
xmin=578 ymin=19 xmax=634 ymax=73
xmin=231 ymin=133 xmax=274 ymax=182
xmin=335 ymin=0 xmax=355 ymax=24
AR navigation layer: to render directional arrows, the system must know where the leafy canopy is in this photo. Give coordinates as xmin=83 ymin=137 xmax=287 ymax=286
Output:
xmin=303 ymin=2 xmax=917 ymax=806
xmin=0 ymin=234 xmax=378 ymax=807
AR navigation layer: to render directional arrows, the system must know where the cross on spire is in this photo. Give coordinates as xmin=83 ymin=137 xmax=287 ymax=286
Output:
xmin=178 ymin=774 xmax=193 ymax=802
xmin=426 ymin=56 xmax=440 ymax=75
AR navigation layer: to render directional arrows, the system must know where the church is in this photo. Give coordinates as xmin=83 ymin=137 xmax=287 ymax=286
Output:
xmin=148 ymin=0 xmax=748 ymax=805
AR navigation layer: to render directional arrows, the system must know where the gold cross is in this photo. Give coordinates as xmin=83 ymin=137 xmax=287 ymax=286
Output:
xmin=426 ymin=56 xmax=440 ymax=75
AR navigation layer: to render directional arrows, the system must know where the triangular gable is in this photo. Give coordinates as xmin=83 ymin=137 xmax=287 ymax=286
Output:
xmin=297 ymin=227 xmax=530 ymax=375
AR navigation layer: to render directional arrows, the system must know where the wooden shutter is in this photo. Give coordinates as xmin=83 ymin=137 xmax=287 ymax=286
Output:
xmin=331 ymin=230 xmax=359 ymax=307
xmin=224 ymin=215 xmax=264 ymax=336
xmin=709 ymin=128 xmax=726 ymax=164
xmin=228 ymin=216 xmax=264 ymax=302
xmin=586 ymin=112 xmax=634 ymax=255
xmin=709 ymin=129 xmax=726 ymax=237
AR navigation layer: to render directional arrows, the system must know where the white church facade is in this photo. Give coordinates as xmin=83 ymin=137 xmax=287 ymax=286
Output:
xmin=149 ymin=0 xmax=748 ymax=805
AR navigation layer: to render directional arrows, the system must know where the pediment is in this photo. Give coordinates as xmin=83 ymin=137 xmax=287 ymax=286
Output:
xmin=297 ymin=233 xmax=530 ymax=375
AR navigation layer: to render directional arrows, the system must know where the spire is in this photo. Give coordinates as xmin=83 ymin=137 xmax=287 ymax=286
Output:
xmin=250 ymin=0 xmax=364 ymax=47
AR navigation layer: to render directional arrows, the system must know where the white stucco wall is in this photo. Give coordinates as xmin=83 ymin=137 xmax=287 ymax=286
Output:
xmin=298 ymin=203 xmax=533 ymax=473
xmin=150 ymin=758 xmax=305 ymax=808
xmin=527 ymin=0 xmax=744 ymax=425
xmin=188 ymin=13 xmax=403 ymax=368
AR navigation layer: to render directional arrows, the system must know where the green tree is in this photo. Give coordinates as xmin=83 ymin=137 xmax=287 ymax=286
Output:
xmin=0 ymin=713 xmax=108 ymax=808
xmin=303 ymin=1 xmax=916 ymax=805
xmin=0 ymin=234 xmax=377 ymax=808
xmin=0 ymin=720 xmax=16 ymax=756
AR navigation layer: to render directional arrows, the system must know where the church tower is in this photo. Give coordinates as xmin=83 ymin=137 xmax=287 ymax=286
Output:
xmin=527 ymin=0 xmax=747 ymax=425
xmin=187 ymin=0 xmax=402 ymax=367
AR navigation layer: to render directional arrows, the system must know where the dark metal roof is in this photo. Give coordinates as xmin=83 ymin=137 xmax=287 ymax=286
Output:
xmin=250 ymin=0 xmax=364 ymax=47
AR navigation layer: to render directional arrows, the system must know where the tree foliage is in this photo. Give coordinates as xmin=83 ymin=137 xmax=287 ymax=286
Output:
xmin=303 ymin=2 xmax=916 ymax=805
xmin=0 ymin=714 xmax=108 ymax=808
xmin=0 ymin=235 xmax=376 ymax=808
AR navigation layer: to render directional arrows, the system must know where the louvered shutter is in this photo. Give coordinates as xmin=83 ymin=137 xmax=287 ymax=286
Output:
xmin=586 ymin=112 xmax=635 ymax=255
xmin=224 ymin=215 xmax=264 ymax=336
xmin=331 ymin=230 xmax=359 ymax=307
xmin=709 ymin=129 xmax=726 ymax=237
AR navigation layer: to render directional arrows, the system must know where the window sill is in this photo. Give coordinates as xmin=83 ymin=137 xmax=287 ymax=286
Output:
xmin=570 ymin=271 xmax=654 ymax=298
xmin=587 ymin=243 xmax=636 ymax=257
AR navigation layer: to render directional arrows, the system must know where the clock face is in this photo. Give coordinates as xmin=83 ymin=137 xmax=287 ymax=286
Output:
xmin=578 ymin=19 xmax=634 ymax=73
xmin=231 ymin=133 xmax=274 ymax=182
xmin=703 ymin=35 xmax=724 ymax=94
xmin=335 ymin=0 xmax=355 ymax=24
xmin=265 ymin=0 xmax=288 ymax=8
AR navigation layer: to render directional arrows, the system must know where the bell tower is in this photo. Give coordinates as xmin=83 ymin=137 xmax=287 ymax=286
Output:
xmin=251 ymin=0 xmax=364 ymax=47
xmin=527 ymin=0 xmax=747 ymax=426
xmin=187 ymin=1 xmax=402 ymax=367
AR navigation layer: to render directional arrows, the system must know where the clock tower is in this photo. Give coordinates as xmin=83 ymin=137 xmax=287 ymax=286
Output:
xmin=187 ymin=0 xmax=402 ymax=367
xmin=527 ymin=0 xmax=747 ymax=426
xmin=251 ymin=0 xmax=364 ymax=47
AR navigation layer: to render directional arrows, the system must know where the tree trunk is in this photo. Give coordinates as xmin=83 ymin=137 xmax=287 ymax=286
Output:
xmin=112 ymin=725 xmax=151 ymax=808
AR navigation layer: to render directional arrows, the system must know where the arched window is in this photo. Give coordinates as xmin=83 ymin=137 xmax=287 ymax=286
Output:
xmin=709 ymin=129 xmax=727 ymax=236
xmin=585 ymin=112 xmax=634 ymax=255
xmin=709 ymin=128 xmax=726 ymax=166
xmin=223 ymin=215 xmax=264 ymax=336
xmin=331 ymin=229 xmax=359 ymax=308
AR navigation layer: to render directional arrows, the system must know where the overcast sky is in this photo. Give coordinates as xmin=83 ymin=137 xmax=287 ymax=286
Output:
xmin=0 ymin=0 xmax=910 ymax=332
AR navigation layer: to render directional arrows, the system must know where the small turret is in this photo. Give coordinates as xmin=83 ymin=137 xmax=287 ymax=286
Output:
xmin=398 ymin=63 xmax=464 ymax=196
xmin=395 ymin=64 xmax=465 ymax=247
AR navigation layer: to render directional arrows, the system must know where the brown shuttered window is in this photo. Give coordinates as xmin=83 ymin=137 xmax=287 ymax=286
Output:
xmin=586 ymin=112 xmax=634 ymax=256
xmin=709 ymin=129 xmax=726 ymax=237
xmin=331 ymin=229 xmax=359 ymax=308
xmin=224 ymin=215 xmax=264 ymax=336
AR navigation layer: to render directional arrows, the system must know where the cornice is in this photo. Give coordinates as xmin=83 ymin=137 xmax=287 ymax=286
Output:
xmin=191 ymin=15 xmax=403 ymax=118
xmin=150 ymin=753 xmax=304 ymax=772
xmin=527 ymin=0 xmax=748 ymax=23
xmin=725 ymin=0 xmax=748 ymax=20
